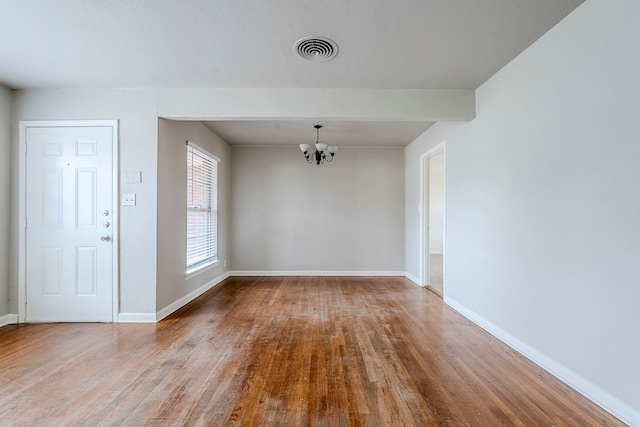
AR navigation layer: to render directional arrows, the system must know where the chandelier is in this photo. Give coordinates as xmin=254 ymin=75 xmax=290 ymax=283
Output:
xmin=299 ymin=125 xmax=338 ymax=165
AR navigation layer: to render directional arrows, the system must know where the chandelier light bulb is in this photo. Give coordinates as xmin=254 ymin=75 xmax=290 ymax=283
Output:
xmin=300 ymin=125 xmax=338 ymax=166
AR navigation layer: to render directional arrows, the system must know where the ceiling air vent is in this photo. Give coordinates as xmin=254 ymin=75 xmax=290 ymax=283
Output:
xmin=293 ymin=36 xmax=338 ymax=62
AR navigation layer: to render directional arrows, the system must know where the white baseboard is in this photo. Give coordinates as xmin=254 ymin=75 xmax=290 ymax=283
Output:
xmin=118 ymin=312 xmax=157 ymax=323
xmin=155 ymin=272 xmax=230 ymax=321
xmin=0 ymin=313 xmax=18 ymax=327
xmin=405 ymin=272 xmax=421 ymax=286
xmin=444 ymin=296 xmax=640 ymax=427
xmin=229 ymin=270 xmax=405 ymax=277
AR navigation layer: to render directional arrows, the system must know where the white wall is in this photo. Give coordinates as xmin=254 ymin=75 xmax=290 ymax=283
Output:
xmin=231 ymin=146 xmax=404 ymax=273
xmin=9 ymin=87 xmax=468 ymax=318
xmin=405 ymin=0 xmax=640 ymax=423
xmin=12 ymin=89 xmax=159 ymax=315
xmin=0 ymin=85 xmax=11 ymax=319
xmin=156 ymin=119 xmax=230 ymax=313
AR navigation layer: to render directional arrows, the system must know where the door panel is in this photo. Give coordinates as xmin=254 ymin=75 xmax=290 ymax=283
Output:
xmin=26 ymin=126 xmax=113 ymax=322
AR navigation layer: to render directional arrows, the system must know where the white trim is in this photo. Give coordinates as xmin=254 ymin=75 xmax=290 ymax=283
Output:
xmin=229 ymin=271 xmax=406 ymax=277
xmin=444 ymin=296 xmax=640 ymax=427
xmin=405 ymin=272 xmax=421 ymax=286
xmin=187 ymin=140 xmax=221 ymax=163
xmin=156 ymin=272 xmax=230 ymax=321
xmin=0 ymin=314 xmax=18 ymax=327
xmin=419 ymin=141 xmax=446 ymax=293
xmin=18 ymin=123 xmax=26 ymax=322
xmin=18 ymin=120 xmax=120 ymax=323
xmin=117 ymin=312 xmax=157 ymax=323
xmin=186 ymin=260 xmax=220 ymax=278
xmin=26 ymin=316 xmax=113 ymax=323
xmin=186 ymin=142 xmax=219 ymax=273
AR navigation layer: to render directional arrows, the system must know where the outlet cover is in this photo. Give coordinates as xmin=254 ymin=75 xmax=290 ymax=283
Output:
xmin=122 ymin=193 xmax=136 ymax=206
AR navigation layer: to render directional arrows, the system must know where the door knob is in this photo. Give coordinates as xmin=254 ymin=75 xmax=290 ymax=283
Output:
xmin=100 ymin=235 xmax=111 ymax=242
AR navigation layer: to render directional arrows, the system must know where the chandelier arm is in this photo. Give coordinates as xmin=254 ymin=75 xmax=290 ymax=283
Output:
xmin=303 ymin=124 xmax=335 ymax=166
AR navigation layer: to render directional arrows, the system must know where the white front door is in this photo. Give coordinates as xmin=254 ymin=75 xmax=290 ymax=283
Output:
xmin=25 ymin=124 xmax=115 ymax=322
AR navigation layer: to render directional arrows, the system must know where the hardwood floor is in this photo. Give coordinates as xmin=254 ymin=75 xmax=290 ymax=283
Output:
xmin=0 ymin=277 xmax=624 ymax=426
xmin=427 ymin=254 xmax=443 ymax=297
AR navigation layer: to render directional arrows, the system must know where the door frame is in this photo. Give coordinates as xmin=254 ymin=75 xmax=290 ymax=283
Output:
xmin=419 ymin=141 xmax=446 ymax=292
xmin=18 ymin=120 xmax=120 ymax=323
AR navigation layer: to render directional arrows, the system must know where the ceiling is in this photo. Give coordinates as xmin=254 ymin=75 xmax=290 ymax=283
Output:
xmin=202 ymin=120 xmax=435 ymax=147
xmin=0 ymin=0 xmax=584 ymax=146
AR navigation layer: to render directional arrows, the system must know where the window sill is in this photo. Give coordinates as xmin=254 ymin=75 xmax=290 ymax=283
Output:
xmin=186 ymin=260 xmax=219 ymax=279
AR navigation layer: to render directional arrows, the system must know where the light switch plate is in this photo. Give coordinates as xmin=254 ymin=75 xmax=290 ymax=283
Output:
xmin=124 ymin=171 xmax=142 ymax=184
xmin=122 ymin=193 xmax=136 ymax=206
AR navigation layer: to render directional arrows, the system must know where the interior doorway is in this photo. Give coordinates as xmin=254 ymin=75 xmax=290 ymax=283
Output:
xmin=421 ymin=142 xmax=445 ymax=297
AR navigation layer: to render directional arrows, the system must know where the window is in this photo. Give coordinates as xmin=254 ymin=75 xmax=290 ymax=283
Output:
xmin=186 ymin=142 xmax=218 ymax=272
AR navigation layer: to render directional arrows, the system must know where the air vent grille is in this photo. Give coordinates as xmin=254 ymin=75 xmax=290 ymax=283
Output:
xmin=293 ymin=37 xmax=338 ymax=62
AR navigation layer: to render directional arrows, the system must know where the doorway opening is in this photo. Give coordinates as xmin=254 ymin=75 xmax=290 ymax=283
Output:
xmin=420 ymin=142 xmax=445 ymax=297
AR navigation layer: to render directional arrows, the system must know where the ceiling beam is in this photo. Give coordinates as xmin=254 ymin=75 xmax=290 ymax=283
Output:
xmin=157 ymin=88 xmax=475 ymax=122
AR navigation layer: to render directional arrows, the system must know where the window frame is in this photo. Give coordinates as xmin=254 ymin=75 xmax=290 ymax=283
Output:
xmin=186 ymin=141 xmax=219 ymax=274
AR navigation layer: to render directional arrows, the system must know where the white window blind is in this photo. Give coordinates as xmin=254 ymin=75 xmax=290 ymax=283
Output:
xmin=186 ymin=142 xmax=218 ymax=272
